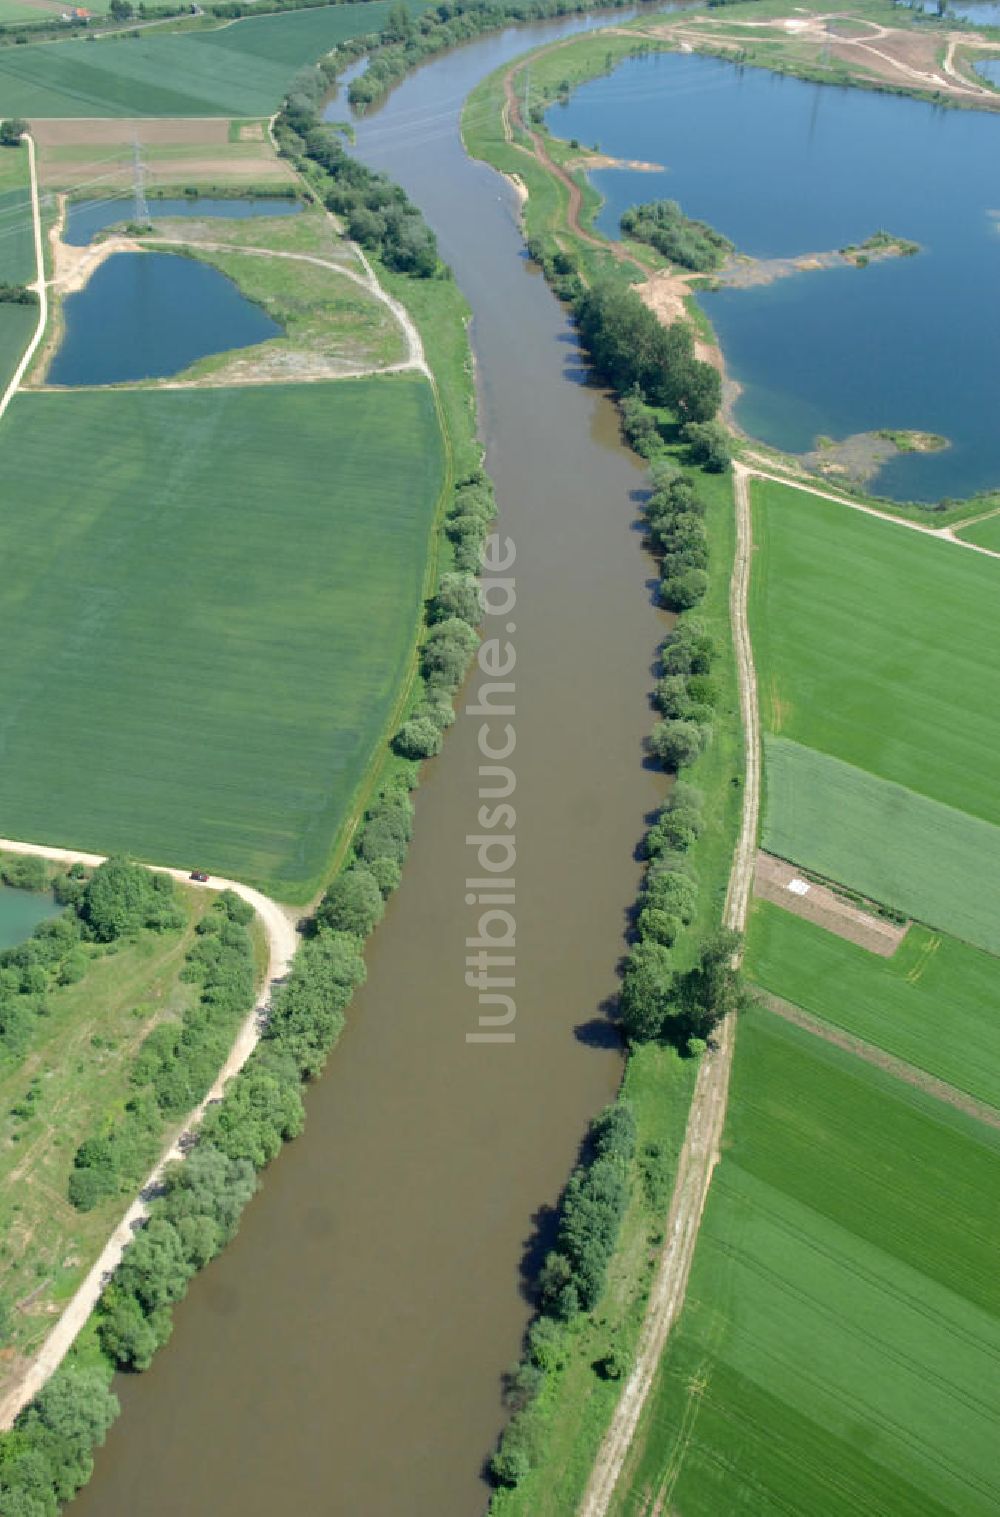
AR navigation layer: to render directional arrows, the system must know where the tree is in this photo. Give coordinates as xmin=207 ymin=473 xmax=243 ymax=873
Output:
xmin=109 ymin=0 xmax=134 ymax=17
xmin=392 ymin=715 xmax=443 ymax=760
xmin=80 ymin=857 xmax=154 ymax=941
xmin=0 ymin=120 xmax=28 ymax=148
xmin=618 ymin=941 xmax=673 ymax=1043
xmin=317 ymin=866 xmax=384 ymax=937
xmin=685 ymin=419 xmax=731 ymax=472
xmin=429 ymin=572 xmax=481 ymax=626
xmin=421 ymin=616 xmax=478 ymax=690
xmin=650 ymin=719 xmax=706 ymax=770
xmin=660 ymin=566 xmax=708 ymax=612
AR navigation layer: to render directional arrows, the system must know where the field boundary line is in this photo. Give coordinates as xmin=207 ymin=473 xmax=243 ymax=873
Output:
xmin=577 ymin=462 xmax=760 ymax=1516
xmin=0 ymin=836 xmax=298 ymax=1431
xmin=743 ymin=459 xmax=1000 ymax=562
xmin=757 ymin=990 xmax=1000 ymax=1131
xmin=0 ymin=134 xmax=48 ymax=424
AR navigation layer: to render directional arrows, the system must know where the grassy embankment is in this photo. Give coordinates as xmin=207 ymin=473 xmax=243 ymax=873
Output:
xmin=145 ymin=229 xmax=407 ymax=381
xmin=0 ymin=854 xmax=266 ymax=1395
xmin=464 ymin=50 xmax=746 ymax=1516
xmin=609 ymin=1009 xmax=1000 ymax=1516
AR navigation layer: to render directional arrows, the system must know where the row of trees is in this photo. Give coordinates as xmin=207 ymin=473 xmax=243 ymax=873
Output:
xmin=490 ymin=1102 xmax=637 ymax=1487
xmin=343 ymin=0 xmax=638 ymax=113
xmin=275 ymin=96 xmax=440 ymax=278
xmin=620 ymin=198 xmax=733 ymax=274
xmin=575 ymin=282 xmax=722 ymax=424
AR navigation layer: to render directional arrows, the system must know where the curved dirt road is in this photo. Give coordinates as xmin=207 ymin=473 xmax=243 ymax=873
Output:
xmin=578 ymin=462 xmax=759 ymax=1517
xmin=0 ymin=837 xmax=298 ymax=1430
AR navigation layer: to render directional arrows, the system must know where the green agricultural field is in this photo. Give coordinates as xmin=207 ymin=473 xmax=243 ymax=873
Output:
xmin=0 ymin=376 xmax=443 ymax=895
xmin=0 ymin=303 xmax=37 ymax=392
xmin=0 ymin=143 xmax=34 ymax=285
xmin=612 ymin=1012 xmax=1000 ymax=1517
xmin=956 ymin=511 xmax=1000 ymax=552
xmin=750 ymin=478 xmax=1000 ymax=826
xmin=762 ymin=736 xmax=1000 ymax=953
xmin=0 ymin=0 xmax=434 ymax=117
xmin=746 ymin=899 xmax=1000 ymax=1108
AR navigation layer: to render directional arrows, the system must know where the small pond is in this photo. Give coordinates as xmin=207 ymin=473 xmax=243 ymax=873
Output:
xmin=0 ymin=886 xmax=61 ymax=951
xmin=48 ymin=251 xmax=281 ymax=387
xmin=976 ymin=56 xmax=1000 ymax=81
xmin=900 ymin=0 xmax=1000 ymax=23
xmin=64 ymin=196 xmax=302 ymax=248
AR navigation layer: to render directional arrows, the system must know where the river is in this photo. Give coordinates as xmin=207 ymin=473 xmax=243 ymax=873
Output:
xmin=68 ymin=14 xmax=670 ymax=1517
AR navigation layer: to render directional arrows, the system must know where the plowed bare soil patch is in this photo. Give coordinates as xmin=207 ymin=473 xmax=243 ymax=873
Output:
xmin=754 ymin=850 xmax=907 ymax=956
xmin=31 ymin=118 xmax=231 ymax=147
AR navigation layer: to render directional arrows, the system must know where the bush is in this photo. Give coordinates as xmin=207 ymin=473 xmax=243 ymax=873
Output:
xmin=660 ymin=566 xmax=708 ymax=611
xmin=420 ymin=616 xmax=479 ymax=691
xmin=650 ymin=719 xmax=706 ymax=771
xmin=429 ymin=572 xmax=481 ymax=626
xmin=620 ymin=199 xmax=733 ymax=273
xmin=317 ymin=866 xmax=384 ymax=937
xmin=367 ymin=856 xmax=401 ymax=897
xmin=685 ymin=418 xmax=732 ymax=472
xmin=393 ymin=715 xmax=443 ymax=760
xmin=1 ymin=854 xmax=47 ymax=891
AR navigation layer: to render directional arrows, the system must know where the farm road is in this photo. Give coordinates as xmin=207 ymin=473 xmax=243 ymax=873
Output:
xmin=578 ymin=460 xmax=760 ymax=1517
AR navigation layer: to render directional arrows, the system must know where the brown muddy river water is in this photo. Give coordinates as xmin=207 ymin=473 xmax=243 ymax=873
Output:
xmin=69 ymin=14 xmax=671 ymax=1516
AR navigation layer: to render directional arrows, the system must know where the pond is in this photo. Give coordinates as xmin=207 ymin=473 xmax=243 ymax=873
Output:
xmin=0 ymin=886 xmax=61 ymax=951
xmin=901 ymin=0 xmax=1000 ymax=23
xmin=48 ymin=251 xmax=281 ymax=387
xmin=64 ymin=196 xmax=302 ymax=248
xmin=549 ymin=51 xmax=1000 ymax=501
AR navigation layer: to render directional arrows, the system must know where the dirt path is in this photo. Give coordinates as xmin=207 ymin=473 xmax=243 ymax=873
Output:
xmin=743 ymin=457 xmax=1000 ymax=562
xmin=578 ymin=461 xmax=760 ymax=1517
xmin=0 ymin=837 xmax=298 ymax=1431
xmin=758 ymin=991 xmax=1000 ymax=1131
xmin=46 ymin=230 xmax=429 ymax=380
xmin=0 ymin=134 xmax=47 ymax=424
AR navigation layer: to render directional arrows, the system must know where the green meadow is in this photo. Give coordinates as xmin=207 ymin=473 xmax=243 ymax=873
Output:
xmin=0 ymin=143 xmax=34 ymax=285
xmin=0 ymin=0 xmax=434 ymax=117
xmin=0 ymin=376 xmax=443 ymax=896
xmin=750 ymin=478 xmax=1000 ymax=826
xmin=956 ymin=512 xmax=1000 ymax=553
xmin=762 ymin=736 xmax=1000 ymax=952
xmin=746 ymin=899 xmax=1000 ymax=1108
xmin=0 ymin=304 xmax=36 ymax=391
xmin=612 ymin=1012 xmax=1000 ymax=1517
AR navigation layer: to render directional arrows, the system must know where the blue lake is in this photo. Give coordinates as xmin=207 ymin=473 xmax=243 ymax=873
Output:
xmin=549 ymin=52 xmax=1000 ymax=500
xmin=0 ymin=886 xmax=61 ymax=951
xmin=64 ymin=195 xmax=301 ymax=247
xmin=48 ymin=251 xmax=281 ymax=387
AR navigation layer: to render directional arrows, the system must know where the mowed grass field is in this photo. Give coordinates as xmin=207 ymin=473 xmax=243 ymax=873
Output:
xmin=0 ymin=304 xmax=37 ymax=392
xmin=611 ymin=1012 xmax=1000 ymax=1517
xmin=0 ymin=0 xmax=435 ymax=117
xmin=746 ymin=899 xmax=1000 ymax=1109
xmin=762 ymin=736 xmax=1000 ymax=952
xmin=0 ymin=377 xmax=443 ymax=896
xmin=750 ymin=478 xmax=1000 ymax=826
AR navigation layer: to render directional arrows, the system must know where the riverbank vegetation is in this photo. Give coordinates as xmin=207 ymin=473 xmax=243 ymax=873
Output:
xmin=0 ymin=858 xmax=223 ymax=1397
xmin=620 ymin=198 xmax=733 ymax=273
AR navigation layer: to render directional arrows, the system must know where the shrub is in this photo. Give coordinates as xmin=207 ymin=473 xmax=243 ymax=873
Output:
xmin=684 ymin=418 xmax=732 ymax=472
xmin=660 ymin=566 xmax=709 ymax=611
xmin=393 ymin=715 xmax=443 ymax=760
xmin=650 ymin=719 xmax=706 ymax=770
xmin=429 ymin=572 xmax=481 ymax=626
xmin=1 ymin=855 xmax=47 ymax=892
xmin=367 ymin=856 xmax=401 ymax=898
xmin=317 ymin=866 xmax=384 ymax=938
